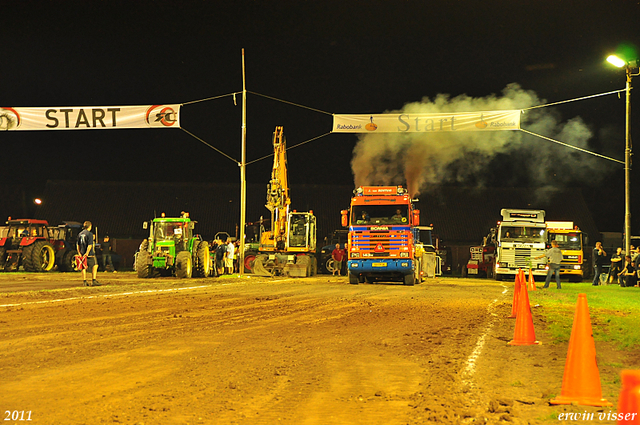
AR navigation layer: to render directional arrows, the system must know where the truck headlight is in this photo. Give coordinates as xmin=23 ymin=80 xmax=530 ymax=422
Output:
xmin=574 ymin=265 xmax=581 ymax=270
xmin=351 ymin=263 xmax=358 ymax=268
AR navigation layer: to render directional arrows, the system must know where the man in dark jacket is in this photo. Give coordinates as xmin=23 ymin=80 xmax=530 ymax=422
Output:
xmin=592 ymin=242 xmax=607 ymax=286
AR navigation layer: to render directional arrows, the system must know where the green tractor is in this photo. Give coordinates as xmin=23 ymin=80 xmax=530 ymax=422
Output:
xmin=135 ymin=213 xmax=211 ymax=278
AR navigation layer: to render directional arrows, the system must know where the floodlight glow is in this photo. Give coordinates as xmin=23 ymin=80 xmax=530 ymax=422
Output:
xmin=33 ymin=198 xmax=42 ymax=205
xmin=607 ymin=55 xmax=626 ymax=68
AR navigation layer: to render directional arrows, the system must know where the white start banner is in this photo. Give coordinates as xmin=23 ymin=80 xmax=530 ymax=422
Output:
xmin=0 ymin=104 xmax=181 ymax=130
xmin=332 ymin=110 xmax=521 ymax=133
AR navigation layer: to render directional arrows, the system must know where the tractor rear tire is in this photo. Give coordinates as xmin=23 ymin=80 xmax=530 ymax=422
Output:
xmin=176 ymin=251 xmax=193 ymax=278
xmin=61 ymin=249 xmax=79 ymax=272
xmin=23 ymin=241 xmax=56 ymax=272
xmin=194 ymin=241 xmax=210 ymax=278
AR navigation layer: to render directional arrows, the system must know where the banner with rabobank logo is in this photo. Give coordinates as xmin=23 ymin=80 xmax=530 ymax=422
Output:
xmin=333 ymin=110 xmax=521 ymax=133
xmin=0 ymin=104 xmax=181 ymax=130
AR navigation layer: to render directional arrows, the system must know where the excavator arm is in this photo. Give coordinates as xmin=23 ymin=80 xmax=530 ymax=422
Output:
xmin=261 ymin=126 xmax=290 ymax=251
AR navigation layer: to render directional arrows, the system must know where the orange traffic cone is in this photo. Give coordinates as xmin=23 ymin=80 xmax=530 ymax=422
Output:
xmin=617 ymin=370 xmax=640 ymax=424
xmin=508 ymin=276 xmax=540 ymax=345
xmin=528 ymin=269 xmax=537 ymax=291
xmin=550 ymin=294 xmax=612 ymax=406
xmin=508 ymin=270 xmax=522 ymax=318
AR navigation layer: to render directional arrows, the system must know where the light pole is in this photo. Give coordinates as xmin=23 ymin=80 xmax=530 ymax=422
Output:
xmin=607 ymin=55 xmax=639 ymax=255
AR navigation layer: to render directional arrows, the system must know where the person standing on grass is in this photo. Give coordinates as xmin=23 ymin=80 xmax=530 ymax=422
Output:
xmin=592 ymin=242 xmax=607 ymax=286
xmin=77 ymin=221 xmax=101 ymax=287
xmin=535 ymin=240 xmax=563 ymax=289
xmin=608 ymin=247 xmax=624 ymax=285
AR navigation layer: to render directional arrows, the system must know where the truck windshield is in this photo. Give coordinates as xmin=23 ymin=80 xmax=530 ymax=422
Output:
xmin=154 ymin=222 xmax=184 ymax=242
xmin=351 ymin=205 xmax=409 ymax=225
xmin=549 ymin=232 xmax=582 ymax=250
xmin=500 ymin=226 xmax=545 ymax=243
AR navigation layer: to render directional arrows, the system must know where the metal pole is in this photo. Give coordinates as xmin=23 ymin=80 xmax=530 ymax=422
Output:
xmin=625 ymin=67 xmax=632 ymax=256
xmin=239 ymin=49 xmax=247 ymax=275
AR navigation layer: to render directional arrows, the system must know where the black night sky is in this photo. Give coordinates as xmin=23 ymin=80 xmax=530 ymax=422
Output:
xmin=2 ymin=0 xmax=640 ymax=233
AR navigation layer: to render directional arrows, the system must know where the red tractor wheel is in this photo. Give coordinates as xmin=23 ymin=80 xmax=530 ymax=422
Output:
xmin=23 ymin=241 xmax=56 ymax=272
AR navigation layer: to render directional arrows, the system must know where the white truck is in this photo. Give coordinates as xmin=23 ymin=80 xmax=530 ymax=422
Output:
xmin=494 ymin=209 xmax=547 ymax=281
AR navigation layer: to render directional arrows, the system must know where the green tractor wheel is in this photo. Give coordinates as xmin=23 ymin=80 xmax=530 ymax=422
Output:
xmin=194 ymin=241 xmax=210 ymax=277
xmin=176 ymin=251 xmax=193 ymax=278
xmin=135 ymin=240 xmax=153 ymax=278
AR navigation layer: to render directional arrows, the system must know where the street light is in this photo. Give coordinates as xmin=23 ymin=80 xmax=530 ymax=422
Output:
xmin=607 ymin=54 xmax=640 ymax=255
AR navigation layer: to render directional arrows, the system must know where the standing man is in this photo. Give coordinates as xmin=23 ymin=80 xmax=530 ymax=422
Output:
xmin=331 ymin=243 xmax=346 ymax=276
xmin=592 ymin=241 xmax=607 ymax=286
xmin=77 ymin=221 xmax=101 ymax=287
xmin=608 ymin=247 xmax=623 ymax=285
xmin=536 ymin=240 xmax=563 ymax=289
xmin=225 ymin=239 xmax=235 ymax=275
xmin=101 ymin=235 xmax=116 ymax=273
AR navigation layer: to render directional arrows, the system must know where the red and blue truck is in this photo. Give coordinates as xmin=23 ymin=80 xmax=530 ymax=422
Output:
xmin=341 ymin=186 xmax=433 ymax=286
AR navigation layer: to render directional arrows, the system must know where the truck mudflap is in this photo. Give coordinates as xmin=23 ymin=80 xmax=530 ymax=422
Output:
xmin=348 ymin=259 xmax=414 ymax=274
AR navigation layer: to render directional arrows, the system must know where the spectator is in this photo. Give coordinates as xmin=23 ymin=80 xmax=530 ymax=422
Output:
xmin=608 ymin=247 xmax=623 ymax=285
xmin=226 ymin=239 xmax=235 ymax=275
xmin=535 ymin=240 xmax=562 ymax=289
xmin=592 ymin=242 xmax=607 ymax=286
xmin=331 ymin=243 xmax=346 ymax=276
xmin=101 ymin=235 xmax=116 ymax=273
xmin=618 ymin=255 xmax=637 ymax=287
xmin=234 ymin=241 xmax=240 ymax=273
xmin=215 ymin=240 xmax=226 ymax=276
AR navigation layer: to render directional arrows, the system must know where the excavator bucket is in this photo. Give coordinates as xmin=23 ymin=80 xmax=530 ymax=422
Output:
xmin=252 ymin=255 xmax=273 ymax=277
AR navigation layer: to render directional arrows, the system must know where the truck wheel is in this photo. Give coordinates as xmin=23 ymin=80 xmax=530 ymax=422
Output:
xmin=325 ymin=258 xmax=337 ymax=274
xmin=0 ymin=247 xmax=6 ymax=269
xmin=462 ymin=265 xmax=468 ymax=278
xmin=23 ymin=241 xmax=56 ymax=272
xmin=176 ymin=251 xmax=192 ymax=278
xmin=487 ymin=265 xmax=495 ymax=279
xmin=404 ymin=273 xmax=415 ymax=286
xmin=194 ymin=241 xmax=210 ymax=277
xmin=348 ymin=272 xmax=359 ymax=285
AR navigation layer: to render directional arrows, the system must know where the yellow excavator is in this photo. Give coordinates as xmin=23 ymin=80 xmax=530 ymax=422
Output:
xmin=252 ymin=126 xmax=317 ymax=277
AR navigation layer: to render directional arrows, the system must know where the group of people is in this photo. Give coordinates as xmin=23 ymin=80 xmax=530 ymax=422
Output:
xmin=594 ymin=242 xmax=640 ymax=288
xmin=211 ymin=239 xmax=239 ymax=276
xmin=537 ymin=240 xmax=640 ymax=289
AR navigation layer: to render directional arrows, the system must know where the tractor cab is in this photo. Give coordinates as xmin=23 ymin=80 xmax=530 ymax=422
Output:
xmin=144 ymin=217 xmax=195 ymax=268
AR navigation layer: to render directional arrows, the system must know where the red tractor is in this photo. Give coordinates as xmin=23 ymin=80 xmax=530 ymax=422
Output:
xmin=0 ymin=219 xmax=57 ymax=272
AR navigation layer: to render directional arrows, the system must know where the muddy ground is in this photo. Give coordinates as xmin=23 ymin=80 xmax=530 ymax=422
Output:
xmin=0 ymin=272 xmax=637 ymax=424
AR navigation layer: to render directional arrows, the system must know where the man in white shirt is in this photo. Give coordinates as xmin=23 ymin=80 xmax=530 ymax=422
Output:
xmin=226 ymin=240 xmax=235 ymax=275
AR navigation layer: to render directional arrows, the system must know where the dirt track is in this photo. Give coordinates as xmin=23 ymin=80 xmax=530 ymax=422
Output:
xmin=0 ymin=273 xmax=636 ymax=424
